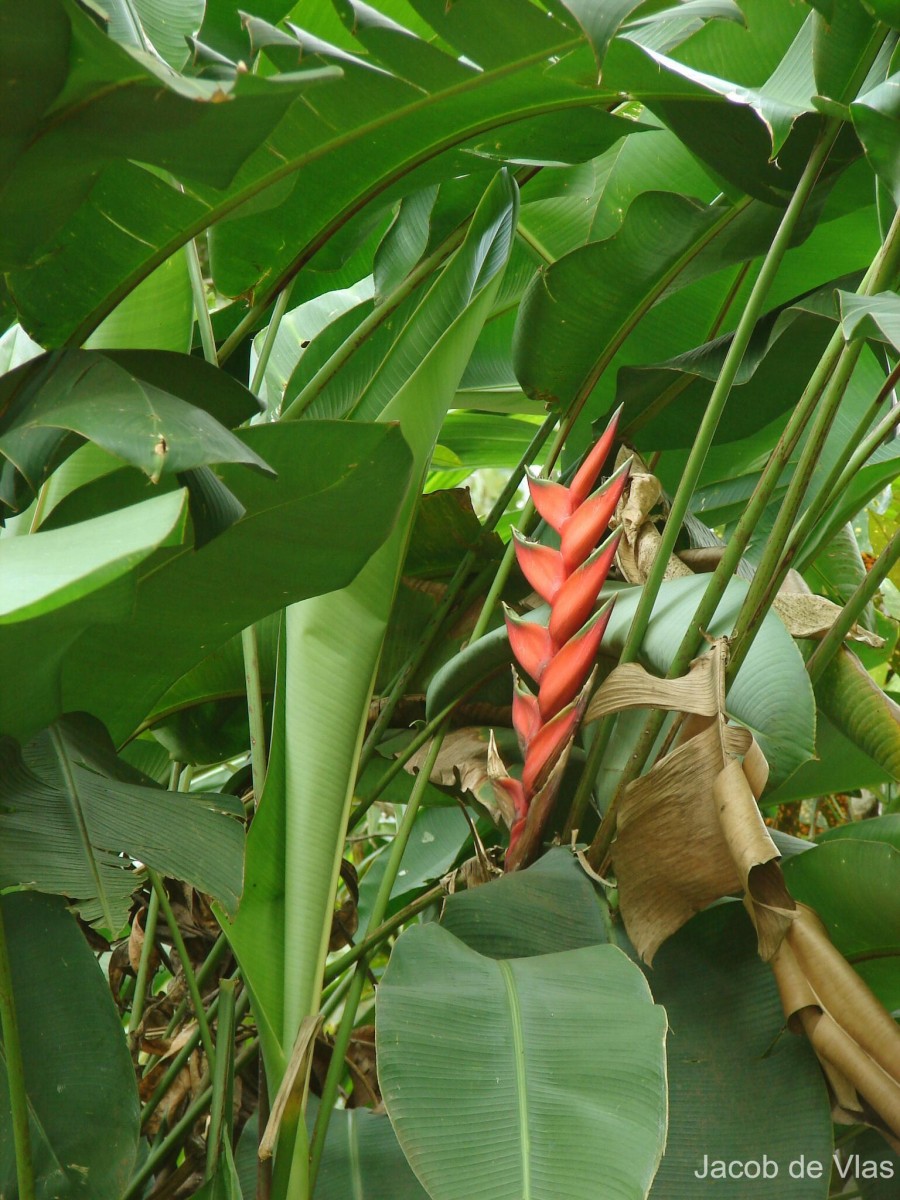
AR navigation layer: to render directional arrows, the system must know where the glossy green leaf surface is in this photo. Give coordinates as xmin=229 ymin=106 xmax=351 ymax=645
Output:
xmin=784 ymin=818 xmax=900 ymax=1011
xmin=0 ymin=891 xmax=139 ymax=1199
xmin=377 ymin=922 xmax=667 ymax=1200
xmin=0 ymin=489 xmax=187 ymax=741
xmin=56 ymin=421 xmax=411 ymax=743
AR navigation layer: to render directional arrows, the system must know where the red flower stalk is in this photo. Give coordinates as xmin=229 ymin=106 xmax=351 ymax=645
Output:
xmin=497 ymin=410 xmax=630 ymax=870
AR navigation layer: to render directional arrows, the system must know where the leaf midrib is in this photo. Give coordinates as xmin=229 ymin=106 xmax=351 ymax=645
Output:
xmin=49 ymin=724 xmax=115 ymax=932
xmin=499 ymin=958 xmax=531 ymax=1200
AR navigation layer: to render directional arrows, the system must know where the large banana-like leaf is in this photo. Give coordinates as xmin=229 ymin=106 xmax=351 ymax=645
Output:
xmin=440 ymin=854 xmax=832 ymax=1199
xmin=0 ymin=488 xmax=187 ymax=741
xmin=42 ymin=421 xmax=411 ymax=744
xmin=224 ymin=174 xmax=519 ymax=1081
xmin=427 ymin=575 xmax=816 ymax=789
xmin=0 ymin=714 xmax=244 ymax=932
xmin=0 ymin=891 xmax=139 ymax=1200
xmin=377 ymin=922 xmax=667 ymax=1200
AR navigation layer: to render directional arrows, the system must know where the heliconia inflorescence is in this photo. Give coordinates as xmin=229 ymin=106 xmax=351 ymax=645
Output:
xmin=496 ymin=409 xmax=630 ymax=870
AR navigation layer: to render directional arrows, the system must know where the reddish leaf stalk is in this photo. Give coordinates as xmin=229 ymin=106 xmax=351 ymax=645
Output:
xmin=498 ymin=412 xmax=629 ymax=870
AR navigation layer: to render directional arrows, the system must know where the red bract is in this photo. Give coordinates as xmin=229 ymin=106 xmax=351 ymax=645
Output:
xmin=498 ymin=410 xmax=629 ymax=870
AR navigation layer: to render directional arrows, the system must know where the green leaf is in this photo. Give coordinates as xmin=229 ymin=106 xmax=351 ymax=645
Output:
xmin=47 ymin=421 xmax=413 ymax=744
xmin=814 ymin=647 xmax=900 ymax=782
xmin=646 ymin=902 xmax=833 ymax=1198
xmin=784 ymin=819 xmax=900 ymax=1011
xmin=0 ymin=351 xmax=273 ymax=496
xmin=0 ymin=713 xmax=244 ymax=931
xmin=238 ymin=173 xmax=519 ymax=1073
xmin=356 ymin=805 xmax=471 ymax=930
xmin=513 ymin=192 xmax=733 ymax=409
xmin=852 ymin=73 xmax=900 ymax=203
xmin=838 ymin=288 xmax=900 ymax=350
xmin=377 ymin=922 xmax=667 ymax=1200
xmin=235 ymin=1105 xmax=430 ymax=1200
xmin=0 ymin=891 xmax=139 ymax=1199
xmin=441 ymin=846 xmax=611 ymax=957
xmin=617 ymin=283 xmax=844 ymax=450
xmin=554 ymin=0 xmax=652 ymax=73
xmin=102 ymin=0 xmax=206 ymax=69
xmin=0 ymin=489 xmax=188 ymax=741
xmin=427 ymin=576 xmax=816 ymax=789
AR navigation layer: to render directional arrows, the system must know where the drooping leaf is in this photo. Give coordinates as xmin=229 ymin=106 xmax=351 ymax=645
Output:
xmin=852 ymin=73 xmax=900 ymax=203
xmin=0 ymin=488 xmax=188 ymax=742
xmin=441 ymin=845 xmax=611 ymax=957
xmin=0 ymin=891 xmax=139 ymax=1199
xmin=0 ymin=713 xmax=244 ymax=931
xmin=101 ymin=0 xmax=206 ymax=69
xmin=377 ymin=922 xmax=667 ymax=1200
xmin=0 ymin=351 xmax=273 ymax=499
xmin=48 ymin=421 xmax=412 ymax=744
xmin=838 ymin=288 xmax=900 ymax=350
xmin=646 ymin=902 xmax=833 ymax=1198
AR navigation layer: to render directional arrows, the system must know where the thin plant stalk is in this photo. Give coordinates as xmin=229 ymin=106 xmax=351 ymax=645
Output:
xmin=281 ymin=233 xmax=465 ymax=421
xmin=793 ymin=357 xmax=900 ymax=570
xmin=141 ymin=979 xmax=247 ymax=1130
xmin=250 ymin=282 xmax=295 ymax=401
xmin=205 ymin=977 xmax=238 ymax=1180
xmin=347 ymin=699 xmax=457 ymax=832
xmin=806 ymin=527 xmax=900 ymax=684
xmin=185 ymin=220 xmax=272 ymax=806
xmin=124 ymin=1037 xmax=259 ymax=1199
xmin=306 ymin=734 xmax=445 ymax=1195
xmin=727 ymin=205 xmax=900 ymax=679
xmin=0 ymin=900 xmax=36 ymax=1200
xmin=243 ymin=624 xmax=269 ymax=805
xmin=577 ymin=122 xmax=845 ymax=860
xmin=128 ymin=887 xmax=161 ymax=1040
xmin=186 ymin=237 xmax=217 ymax=365
xmin=149 ymin=868 xmax=216 ymax=1071
xmin=323 ymin=882 xmax=444 ymax=985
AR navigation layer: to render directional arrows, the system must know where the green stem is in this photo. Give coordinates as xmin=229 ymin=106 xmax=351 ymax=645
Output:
xmin=205 ymin=978 xmax=238 ymax=1180
xmin=347 ymin=699 xmax=457 ymax=832
xmin=141 ymin=977 xmax=247 ymax=1129
xmin=323 ymin=882 xmax=444 ymax=985
xmin=124 ymin=1037 xmax=259 ymax=1199
xmin=727 ymin=204 xmax=900 ymax=680
xmin=280 ymin=166 xmax=541 ymax=423
xmin=242 ymin=624 xmax=269 ymax=806
xmin=162 ymin=931 xmax=230 ymax=1040
xmin=186 ymin=237 xmax=217 ymax=365
xmin=806 ymin=527 xmax=900 ymax=684
xmin=584 ymin=119 xmax=844 ymax=867
xmin=0 ymin=900 xmax=36 ymax=1200
xmin=795 ymin=357 xmax=900 ymax=571
xmin=308 ymin=734 xmax=446 ymax=1194
xmin=250 ymin=283 xmax=295 ymax=402
xmin=128 ymin=887 xmax=160 ymax=1039
xmin=149 ymin=869 xmax=216 ymax=1071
